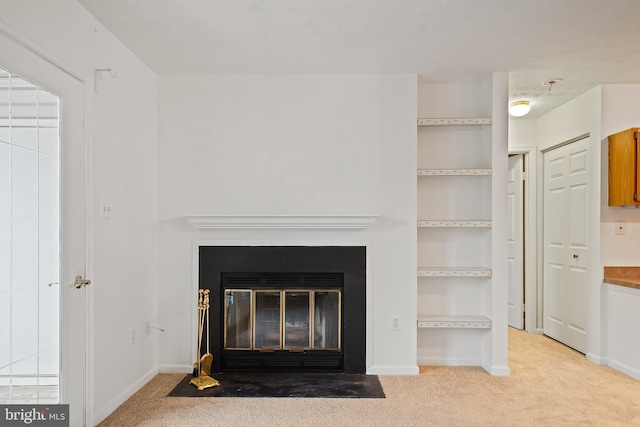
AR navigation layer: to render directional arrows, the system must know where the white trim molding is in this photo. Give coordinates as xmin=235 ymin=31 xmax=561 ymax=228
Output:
xmin=366 ymin=365 xmax=420 ymax=375
xmin=185 ymin=214 xmax=378 ymax=230
xmin=0 ymin=17 xmax=86 ymax=83
xmin=484 ymin=364 xmax=511 ymax=376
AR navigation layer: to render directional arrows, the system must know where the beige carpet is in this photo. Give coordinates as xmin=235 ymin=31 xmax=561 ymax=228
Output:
xmin=98 ymin=328 xmax=640 ymax=426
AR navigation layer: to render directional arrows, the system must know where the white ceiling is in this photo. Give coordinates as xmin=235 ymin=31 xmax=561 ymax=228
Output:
xmin=77 ymin=0 xmax=640 ymax=118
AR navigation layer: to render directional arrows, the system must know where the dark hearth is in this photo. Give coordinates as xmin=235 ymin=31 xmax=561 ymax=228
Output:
xmin=198 ymin=246 xmax=366 ymax=374
xmin=168 ymin=372 xmax=385 ymax=398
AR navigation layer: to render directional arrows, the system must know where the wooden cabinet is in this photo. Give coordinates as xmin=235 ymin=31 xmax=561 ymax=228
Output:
xmin=608 ymin=127 xmax=640 ymax=206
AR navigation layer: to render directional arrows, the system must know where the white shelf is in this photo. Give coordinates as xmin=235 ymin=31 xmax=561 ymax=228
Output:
xmin=417 ymin=315 xmax=492 ymax=329
xmin=417 ymin=267 xmax=492 ymax=277
xmin=417 ymin=118 xmax=492 ymax=127
xmin=417 ymin=169 xmax=492 ymax=176
xmin=417 ymin=220 xmax=492 ymax=228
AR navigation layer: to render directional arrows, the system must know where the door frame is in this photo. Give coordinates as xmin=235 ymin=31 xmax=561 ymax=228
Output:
xmin=507 ymin=146 xmax=538 ymax=334
xmin=0 ymin=19 xmax=94 ymax=426
xmin=507 ymin=154 xmax=525 ymax=329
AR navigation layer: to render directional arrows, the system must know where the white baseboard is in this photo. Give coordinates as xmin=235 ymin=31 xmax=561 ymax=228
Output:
xmin=483 ymin=364 xmax=511 ymax=376
xmin=605 ymin=359 xmax=640 ymax=381
xmin=417 ymin=357 xmax=482 ymax=367
xmin=366 ymin=365 xmax=419 ymax=375
xmin=93 ymin=367 xmax=158 ymax=426
xmin=586 ymin=352 xmax=606 ymax=366
xmin=159 ymin=364 xmax=193 ymax=374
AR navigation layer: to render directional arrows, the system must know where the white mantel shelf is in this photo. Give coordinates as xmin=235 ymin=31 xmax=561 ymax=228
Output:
xmin=184 ymin=215 xmax=379 ymax=230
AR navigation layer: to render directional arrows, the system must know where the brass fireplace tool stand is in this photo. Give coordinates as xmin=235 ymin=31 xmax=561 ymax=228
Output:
xmin=190 ymin=289 xmax=220 ymax=390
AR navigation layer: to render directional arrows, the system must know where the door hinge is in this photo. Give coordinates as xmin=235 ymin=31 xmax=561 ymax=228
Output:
xmin=522 ymin=171 xmax=528 ymax=181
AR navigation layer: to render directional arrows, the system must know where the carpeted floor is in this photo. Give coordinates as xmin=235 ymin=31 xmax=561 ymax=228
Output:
xmin=98 ymin=328 xmax=640 ymax=426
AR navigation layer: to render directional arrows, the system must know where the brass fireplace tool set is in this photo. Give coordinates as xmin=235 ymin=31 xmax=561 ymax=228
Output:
xmin=190 ymin=289 xmax=221 ymax=390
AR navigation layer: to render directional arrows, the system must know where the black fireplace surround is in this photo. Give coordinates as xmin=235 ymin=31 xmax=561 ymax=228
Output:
xmin=199 ymin=246 xmax=366 ymax=374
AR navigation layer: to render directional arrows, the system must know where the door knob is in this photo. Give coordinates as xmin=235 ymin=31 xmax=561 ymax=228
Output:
xmin=573 ymin=254 xmax=578 ymax=259
xmin=74 ymin=275 xmax=92 ymax=289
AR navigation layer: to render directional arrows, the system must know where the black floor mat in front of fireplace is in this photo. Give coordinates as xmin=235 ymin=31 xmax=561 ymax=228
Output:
xmin=167 ymin=372 xmax=385 ymax=398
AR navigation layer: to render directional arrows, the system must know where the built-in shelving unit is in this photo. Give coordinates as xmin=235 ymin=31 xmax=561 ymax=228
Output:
xmin=417 ymin=116 xmax=493 ymax=278
xmin=416 ymin=75 xmax=509 ymax=374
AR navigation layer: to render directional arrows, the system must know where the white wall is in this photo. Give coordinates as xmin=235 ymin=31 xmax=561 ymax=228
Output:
xmin=600 ymin=84 xmax=640 ymax=229
xmin=508 ymin=118 xmax=537 ymax=148
xmin=535 ymin=87 xmax=604 ymax=362
xmin=157 ymin=74 xmax=418 ymax=374
xmin=0 ymin=1 xmax=159 ymax=424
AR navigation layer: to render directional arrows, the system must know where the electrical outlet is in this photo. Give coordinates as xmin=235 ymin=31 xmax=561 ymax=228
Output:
xmin=100 ymin=199 xmax=112 ymax=219
xmin=615 ymin=221 xmax=626 ymax=235
xmin=144 ymin=320 xmax=150 ymax=338
xmin=130 ymin=328 xmax=136 ymax=344
xmin=391 ymin=315 xmax=401 ymax=331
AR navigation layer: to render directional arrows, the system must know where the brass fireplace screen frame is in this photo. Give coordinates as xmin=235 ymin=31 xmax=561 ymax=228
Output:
xmin=223 ymin=289 xmax=342 ymax=352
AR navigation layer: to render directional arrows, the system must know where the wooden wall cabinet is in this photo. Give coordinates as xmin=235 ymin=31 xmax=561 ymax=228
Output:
xmin=608 ymin=127 xmax=640 ymax=206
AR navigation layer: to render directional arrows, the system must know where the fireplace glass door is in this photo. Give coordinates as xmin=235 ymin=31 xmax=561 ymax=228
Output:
xmin=314 ymin=291 xmax=341 ymax=349
xmin=223 ymin=289 xmax=341 ymax=352
xmin=284 ymin=292 xmax=310 ymax=349
xmin=224 ymin=290 xmax=252 ymax=350
xmin=254 ymin=291 xmax=282 ymax=349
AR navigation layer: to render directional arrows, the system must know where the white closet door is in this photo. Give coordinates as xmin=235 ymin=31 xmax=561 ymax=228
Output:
xmin=543 ymin=137 xmax=589 ymax=353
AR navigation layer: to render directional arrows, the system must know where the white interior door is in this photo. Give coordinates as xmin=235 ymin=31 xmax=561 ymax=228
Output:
xmin=507 ymin=155 xmax=524 ymax=329
xmin=0 ymin=32 xmax=88 ymax=425
xmin=543 ymin=137 xmax=589 ymax=353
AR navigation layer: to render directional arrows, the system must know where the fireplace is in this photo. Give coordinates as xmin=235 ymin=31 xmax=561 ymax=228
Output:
xmin=198 ymin=246 xmax=366 ymax=374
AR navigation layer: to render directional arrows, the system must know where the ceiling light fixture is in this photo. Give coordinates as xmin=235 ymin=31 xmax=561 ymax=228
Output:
xmin=509 ymin=100 xmax=531 ymax=117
